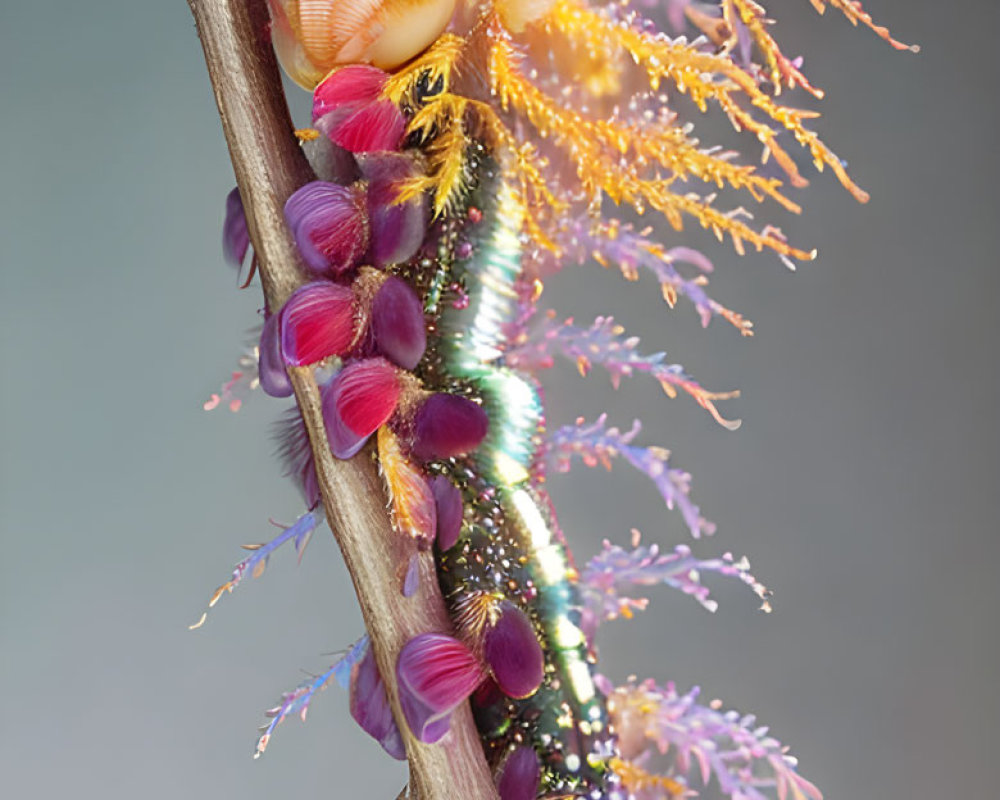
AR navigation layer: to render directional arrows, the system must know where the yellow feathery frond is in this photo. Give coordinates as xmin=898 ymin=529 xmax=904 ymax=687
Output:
xmin=429 ymin=121 xmax=471 ymax=217
xmin=465 ymin=98 xmax=566 ymax=213
xmin=382 ymin=33 xmax=466 ymax=105
xmin=406 ymin=90 xmax=468 ymax=144
xmin=486 ymin=36 xmax=812 ymax=263
xmin=650 ymin=188 xmax=815 ymax=264
xmin=545 ymin=0 xmax=871 ymax=203
xmin=377 ymin=426 xmax=436 ymax=543
xmin=521 ymin=16 xmax=623 ymax=98
xmin=809 ymin=0 xmax=919 ymax=51
xmin=730 ymin=0 xmax=824 ymax=97
xmin=627 ymin=122 xmax=802 ymax=213
xmin=601 ymin=156 xmax=812 ymax=263
xmin=609 ymin=757 xmax=687 ymax=798
xmin=488 ymin=28 xmax=802 ymax=215
xmin=397 ymin=92 xmax=473 ymax=215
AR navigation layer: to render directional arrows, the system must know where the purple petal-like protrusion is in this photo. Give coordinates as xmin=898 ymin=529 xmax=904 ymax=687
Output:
xmin=484 ymin=602 xmax=544 ymax=699
xmin=280 ymin=281 xmax=357 ymax=366
xmin=371 ymin=275 xmax=426 ymax=370
xmin=496 ymin=746 xmax=541 ymax=800
xmin=411 ymin=394 xmax=489 ymax=461
xmin=396 ymin=633 xmax=485 ymax=744
xmin=350 ymin=646 xmax=406 ymax=760
xmin=222 ymin=187 xmax=249 ymax=268
xmin=357 ymin=152 xmax=428 ymax=267
xmin=284 ymin=181 xmax=369 ymax=277
xmin=257 ymin=312 xmax=293 ymax=397
xmin=300 ymin=134 xmax=359 ymax=185
xmin=320 ymin=358 xmax=401 ymax=459
xmin=431 ymin=476 xmax=463 ymax=552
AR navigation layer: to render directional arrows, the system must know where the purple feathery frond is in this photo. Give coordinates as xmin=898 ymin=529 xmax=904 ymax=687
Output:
xmin=275 ymin=407 xmax=322 ymax=509
xmin=222 ymin=187 xmax=250 ymax=269
xmin=505 ymin=314 xmax=741 ymax=430
xmin=605 ymin=677 xmax=822 ymax=800
xmin=545 ymin=414 xmax=714 ymax=539
xmin=525 ymin=216 xmax=753 ymax=335
xmin=203 ymin=335 xmax=261 ymax=413
xmin=189 ymin=509 xmax=323 ymax=630
xmin=581 ymin=535 xmax=770 ymax=637
xmin=254 ymin=636 xmax=370 ymax=759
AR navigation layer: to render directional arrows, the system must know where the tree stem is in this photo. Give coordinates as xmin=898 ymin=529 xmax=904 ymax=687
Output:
xmin=186 ymin=2 xmax=498 ymax=797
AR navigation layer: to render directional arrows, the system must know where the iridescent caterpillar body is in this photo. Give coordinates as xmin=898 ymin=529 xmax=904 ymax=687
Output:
xmin=200 ymin=1 xmax=915 ymax=798
xmin=426 ymin=162 xmax=614 ymax=796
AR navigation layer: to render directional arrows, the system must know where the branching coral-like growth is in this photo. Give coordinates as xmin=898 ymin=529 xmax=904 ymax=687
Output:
xmin=582 ymin=535 xmax=771 ymax=632
xmin=545 ymin=415 xmax=714 ymax=540
xmin=506 ymin=312 xmax=742 ymax=429
xmin=254 ymin=636 xmax=370 ymax=758
xmin=731 ymin=0 xmax=825 ymax=98
xmin=605 ymin=677 xmax=823 ymax=800
xmin=809 ymin=0 xmax=919 ymax=51
xmin=540 ymin=0 xmax=864 ymax=203
xmin=525 ymin=217 xmax=753 ymax=333
xmin=189 ymin=510 xmax=321 ymax=630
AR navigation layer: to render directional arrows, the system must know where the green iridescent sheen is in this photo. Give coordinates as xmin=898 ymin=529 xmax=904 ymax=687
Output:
xmin=424 ymin=154 xmax=616 ymax=797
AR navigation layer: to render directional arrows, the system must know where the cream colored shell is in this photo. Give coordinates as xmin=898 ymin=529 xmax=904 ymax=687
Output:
xmin=269 ymin=0 xmax=457 ymax=88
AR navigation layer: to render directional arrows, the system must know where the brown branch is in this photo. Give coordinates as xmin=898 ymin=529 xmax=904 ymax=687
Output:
xmin=186 ymin=2 xmax=498 ymax=798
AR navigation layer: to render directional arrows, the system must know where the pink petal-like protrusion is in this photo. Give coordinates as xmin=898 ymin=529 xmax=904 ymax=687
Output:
xmin=257 ymin=312 xmax=293 ymax=397
xmin=222 ymin=187 xmax=249 ymax=268
xmin=411 ymin=394 xmax=489 ymax=461
xmin=326 ymin=101 xmax=406 ymax=154
xmin=284 ymin=181 xmax=370 ymax=276
xmin=396 ymin=633 xmax=486 ymax=744
xmin=371 ymin=275 xmax=426 ymax=370
xmin=358 ymin=152 xmax=428 ymax=267
xmin=321 ymin=358 xmax=401 ymax=459
xmin=350 ymin=645 xmax=406 ymax=760
xmin=484 ymin=602 xmax=544 ymax=700
xmin=312 ymin=65 xmax=388 ymax=120
xmin=280 ymin=281 xmax=357 ymax=366
xmin=496 ymin=746 xmax=541 ymax=800
xmin=431 ymin=476 xmax=463 ymax=552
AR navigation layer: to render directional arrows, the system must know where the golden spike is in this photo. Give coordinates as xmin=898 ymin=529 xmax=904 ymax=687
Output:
xmin=382 ymin=33 xmax=467 ymax=105
xmin=810 ymin=0 xmax=919 ymax=52
xmin=395 ymin=93 xmax=473 ymax=215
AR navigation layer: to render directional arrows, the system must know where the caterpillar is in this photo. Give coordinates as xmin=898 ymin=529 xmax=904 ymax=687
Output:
xmin=197 ymin=1 xmax=915 ymax=798
xmin=428 ymin=161 xmax=615 ymax=796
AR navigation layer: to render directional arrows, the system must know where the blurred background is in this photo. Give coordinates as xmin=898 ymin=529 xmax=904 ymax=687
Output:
xmin=1 ymin=1 xmax=997 ymax=798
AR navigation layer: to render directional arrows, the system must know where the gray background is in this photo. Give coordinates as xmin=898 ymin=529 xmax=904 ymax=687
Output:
xmin=1 ymin=1 xmax=997 ymax=798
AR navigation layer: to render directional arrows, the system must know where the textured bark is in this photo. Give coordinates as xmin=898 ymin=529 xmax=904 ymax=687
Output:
xmin=187 ymin=2 xmax=498 ymax=798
